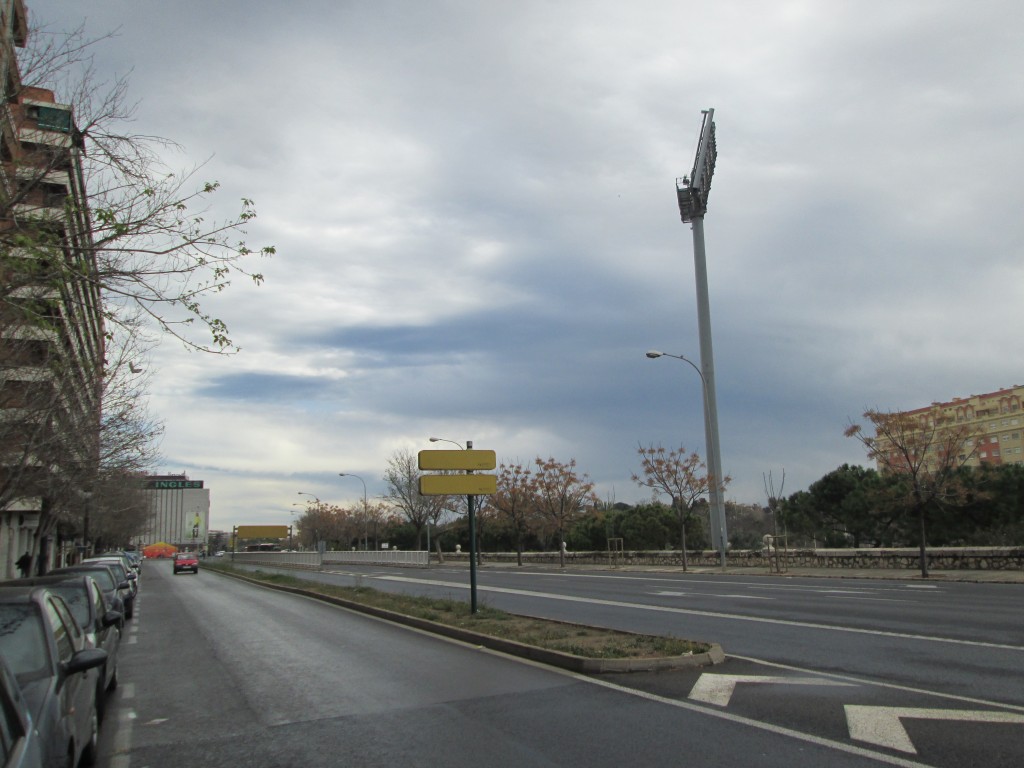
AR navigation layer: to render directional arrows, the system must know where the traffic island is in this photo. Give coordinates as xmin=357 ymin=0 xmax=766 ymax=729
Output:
xmin=207 ymin=563 xmax=725 ymax=674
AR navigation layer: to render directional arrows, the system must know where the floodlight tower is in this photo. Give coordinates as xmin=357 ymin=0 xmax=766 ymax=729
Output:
xmin=676 ymin=108 xmax=728 ymax=568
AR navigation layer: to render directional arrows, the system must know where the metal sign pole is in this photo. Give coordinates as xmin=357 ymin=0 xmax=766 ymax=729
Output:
xmin=467 ymin=439 xmax=478 ymax=614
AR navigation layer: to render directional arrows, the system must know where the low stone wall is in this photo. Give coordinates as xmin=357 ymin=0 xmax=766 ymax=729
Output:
xmin=442 ymin=546 xmax=1024 ymax=570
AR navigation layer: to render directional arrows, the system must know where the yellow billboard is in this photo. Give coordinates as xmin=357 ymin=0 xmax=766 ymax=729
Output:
xmin=234 ymin=525 xmax=290 ymax=539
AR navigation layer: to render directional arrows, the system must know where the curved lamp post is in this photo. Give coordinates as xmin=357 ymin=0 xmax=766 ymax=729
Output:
xmin=646 ymin=350 xmax=728 ymax=568
xmin=429 ymin=436 xmax=479 ymax=613
xmin=338 ymin=473 xmax=368 ymax=550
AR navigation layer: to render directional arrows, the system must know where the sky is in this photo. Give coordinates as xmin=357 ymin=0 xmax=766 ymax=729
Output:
xmin=28 ymin=1 xmax=1024 ymax=531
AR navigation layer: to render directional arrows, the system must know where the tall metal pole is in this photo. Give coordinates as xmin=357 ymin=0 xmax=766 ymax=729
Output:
xmin=466 ymin=439 xmax=478 ymax=614
xmin=691 ymin=215 xmax=727 ymax=567
xmin=676 ymin=108 xmax=727 ymax=568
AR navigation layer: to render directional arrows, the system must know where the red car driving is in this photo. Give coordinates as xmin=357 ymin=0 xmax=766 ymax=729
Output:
xmin=172 ymin=552 xmax=199 ymax=575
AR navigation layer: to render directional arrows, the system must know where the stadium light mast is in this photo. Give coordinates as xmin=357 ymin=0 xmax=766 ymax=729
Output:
xmin=676 ymin=108 xmax=728 ymax=568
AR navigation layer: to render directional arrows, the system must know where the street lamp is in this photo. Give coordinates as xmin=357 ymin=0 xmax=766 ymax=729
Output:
xmin=646 ymin=349 xmax=728 ymax=568
xmin=338 ymin=473 xmax=368 ymax=550
xmin=297 ymin=491 xmax=321 ymax=504
xmin=429 ymin=436 xmax=479 ymax=613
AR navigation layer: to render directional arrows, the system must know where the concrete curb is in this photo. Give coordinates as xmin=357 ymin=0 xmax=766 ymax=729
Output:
xmin=209 ymin=566 xmax=725 ymax=674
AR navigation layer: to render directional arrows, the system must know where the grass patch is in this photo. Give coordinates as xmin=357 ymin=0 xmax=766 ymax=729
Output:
xmin=205 ymin=562 xmax=707 ymax=659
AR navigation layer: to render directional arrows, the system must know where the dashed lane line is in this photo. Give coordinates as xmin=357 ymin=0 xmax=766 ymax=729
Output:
xmin=369 ymin=573 xmax=1024 ymax=652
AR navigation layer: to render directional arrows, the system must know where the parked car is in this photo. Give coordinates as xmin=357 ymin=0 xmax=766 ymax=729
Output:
xmin=84 ymin=555 xmax=138 ymax=590
xmin=51 ymin=564 xmax=132 ymax=622
xmin=101 ymin=551 xmax=140 ymax=573
xmin=0 ymin=655 xmax=44 ymax=768
xmin=0 ymin=586 xmax=107 ymax=768
xmin=172 ymin=552 xmax=199 ymax=575
xmin=13 ymin=575 xmax=122 ymax=721
xmin=82 ymin=558 xmax=137 ymax=605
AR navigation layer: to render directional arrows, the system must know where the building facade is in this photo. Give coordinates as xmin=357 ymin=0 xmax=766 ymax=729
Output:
xmin=0 ymin=0 xmax=104 ymax=576
xmin=136 ymin=474 xmax=210 ymax=551
xmin=894 ymin=385 xmax=1024 ymax=469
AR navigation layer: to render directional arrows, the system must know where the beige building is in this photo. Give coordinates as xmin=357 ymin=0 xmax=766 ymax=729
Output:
xmin=135 ymin=474 xmax=211 ymax=551
xmin=900 ymin=385 xmax=1024 ymax=468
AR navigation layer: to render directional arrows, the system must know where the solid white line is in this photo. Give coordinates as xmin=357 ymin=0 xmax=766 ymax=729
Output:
xmin=374 ymin=574 xmax=1024 ymax=652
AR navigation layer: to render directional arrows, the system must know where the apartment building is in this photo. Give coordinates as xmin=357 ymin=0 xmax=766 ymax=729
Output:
xmin=899 ymin=386 xmax=1024 ymax=468
xmin=0 ymin=0 xmax=104 ymax=576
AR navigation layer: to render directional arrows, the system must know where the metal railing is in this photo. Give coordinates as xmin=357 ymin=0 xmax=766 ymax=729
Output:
xmin=226 ymin=550 xmax=428 ymax=569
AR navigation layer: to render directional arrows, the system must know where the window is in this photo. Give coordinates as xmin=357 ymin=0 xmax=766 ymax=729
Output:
xmin=44 ymin=598 xmax=74 ymax=663
xmin=35 ymin=105 xmax=72 ymax=133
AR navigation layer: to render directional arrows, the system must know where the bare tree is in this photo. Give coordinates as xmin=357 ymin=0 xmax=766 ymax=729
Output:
xmin=763 ymin=469 xmax=786 ymax=574
xmin=1 ymin=19 xmax=276 ymax=569
xmin=846 ymin=407 xmax=980 ymax=577
xmin=383 ymin=448 xmax=437 ymax=549
xmin=631 ymin=443 xmax=718 ymax=571
xmin=10 ymin=22 xmax=276 ymax=354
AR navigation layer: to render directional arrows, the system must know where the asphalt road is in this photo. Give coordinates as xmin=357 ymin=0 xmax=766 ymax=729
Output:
xmin=214 ymin=561 xmax=1024 ymax=767
xmin=90 ymin=560 xmax=1024 ymax=768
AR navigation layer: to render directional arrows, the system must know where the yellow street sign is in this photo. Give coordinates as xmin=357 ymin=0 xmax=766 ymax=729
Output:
xmin=419 ymin=474 xmax=497 ymax=496
xmin=418 ymin=449 xmax=497 ymax=471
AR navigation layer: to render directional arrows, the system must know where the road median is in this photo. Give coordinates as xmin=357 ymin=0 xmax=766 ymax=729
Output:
xmin=206 ymin=562 xmax=725 ymax=673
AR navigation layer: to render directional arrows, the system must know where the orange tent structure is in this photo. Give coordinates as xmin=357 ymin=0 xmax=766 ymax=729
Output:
xmin=143 ymin=542 xmax=177 ymax=559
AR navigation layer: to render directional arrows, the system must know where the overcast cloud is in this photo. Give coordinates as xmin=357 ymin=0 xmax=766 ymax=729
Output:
xmin=28 ymin=1 xmax=1024 ymax=530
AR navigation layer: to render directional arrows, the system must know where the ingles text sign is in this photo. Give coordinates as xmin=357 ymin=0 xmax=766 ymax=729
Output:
xmin=147 ymin=479 xmax=204 ymax=489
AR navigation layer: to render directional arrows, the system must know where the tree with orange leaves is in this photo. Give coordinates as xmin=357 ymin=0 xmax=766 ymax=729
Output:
xmin=532 ymin=457 xmax=597 ymax=568
xmin=632 ymin=443 xmax=722 ymax=570
xmin=492 ymin=461 xmax=537 ymax=566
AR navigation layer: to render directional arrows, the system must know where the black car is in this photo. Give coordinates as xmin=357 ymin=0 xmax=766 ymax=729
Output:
xmin=82 ymin=558 xmax=137 ymax=598
xmin=53 ymin=564 xmax=133 ymax=621
xmin=48 ymin=565 xmax=127 ymax=626
xmin=0 ymin=586 xmax=107 ymax=768
xmin=13 ymin=575 xmax=122 ymax=721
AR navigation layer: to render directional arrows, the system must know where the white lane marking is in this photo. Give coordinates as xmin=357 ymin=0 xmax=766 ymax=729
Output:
xmin=111 ymin=708 xmax=134 ymax=767
xmin=373 ymin=574 xmax=1024 ymax=652
xmin=846 ymin=705 xmax=1024 ymax=754
xmin=572 ymin=672 xmax=936 ymax=768
xmin=721 ymin=594 xmax=773 ymax=600
xmin=904 ymin=585 xmax=939 ymax=589
xmin=654 ymin=591 xmax=687 ymax=596
xmin=730 ymin=653 xmax=1024 ymax=715
xmin=689 ymin=674 xmax=857 ymax=706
